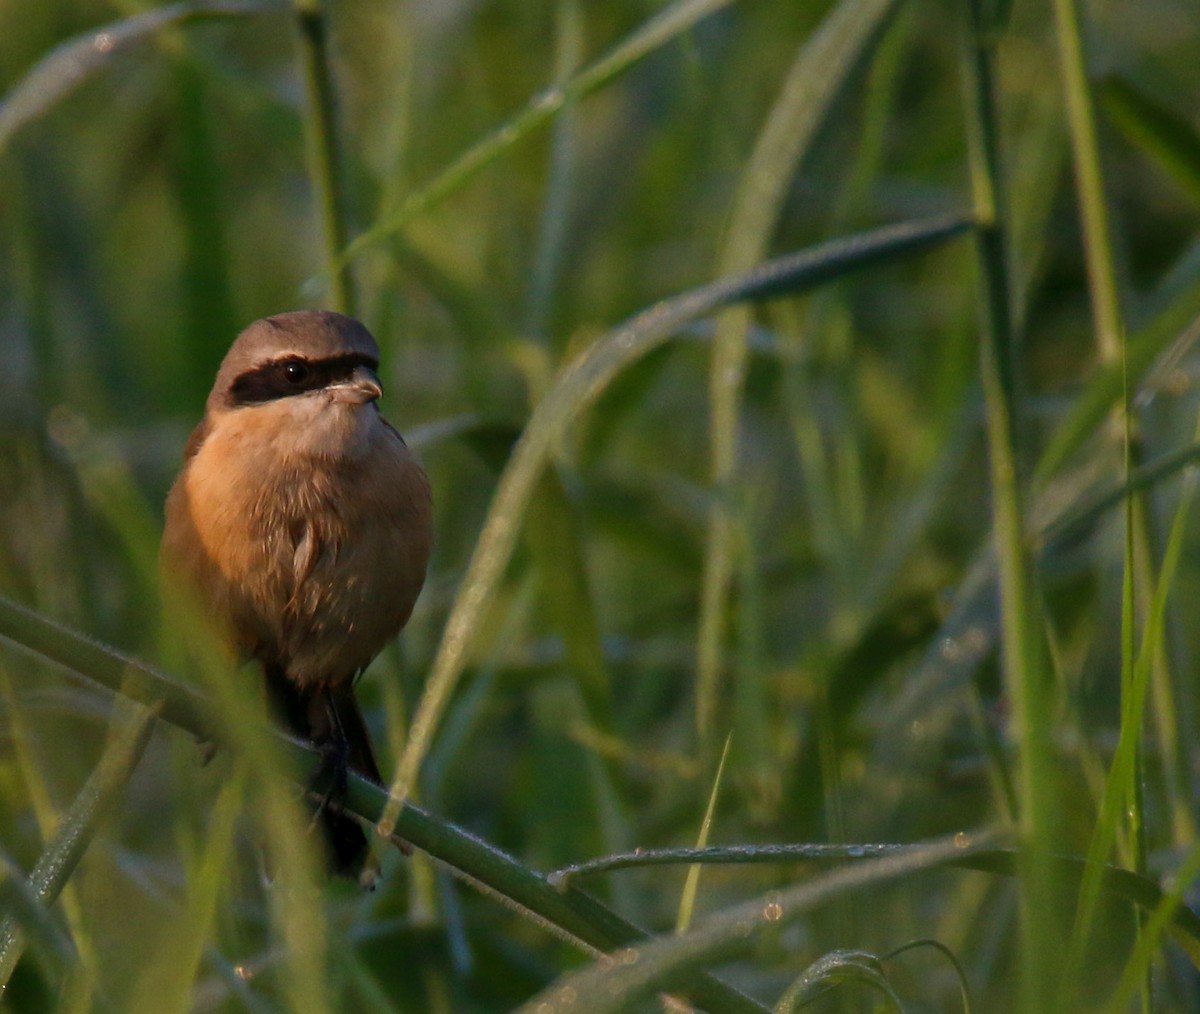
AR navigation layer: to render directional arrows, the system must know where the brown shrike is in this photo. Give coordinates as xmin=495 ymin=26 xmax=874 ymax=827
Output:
xmin=161 ymin=310 xmax=432 ymax=880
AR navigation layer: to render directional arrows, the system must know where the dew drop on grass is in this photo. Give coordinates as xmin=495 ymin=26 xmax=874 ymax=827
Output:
xmin=954 ymin=831 xmax=971 ymax=848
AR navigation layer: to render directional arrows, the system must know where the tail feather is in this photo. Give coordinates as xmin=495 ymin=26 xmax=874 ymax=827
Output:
xmin=262 ymin=663 xmax=383 ymax=882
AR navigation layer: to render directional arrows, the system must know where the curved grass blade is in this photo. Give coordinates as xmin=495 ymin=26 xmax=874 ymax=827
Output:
xmin=0 ymin=1 xmax=287 ymax=156
xmin=0 ymin=700 xmax=159 ymax=995
xmin=545 ymin=840 xmax=1200 ymax=969
xmin=882 ymin=939 xmax=972 ymax=1014
xmin=377 ymin=213 xmax=973 ymax=842
xmin=774 ymin=950 xmax=901 ymax=1013
xmin=515 ymin=833 xmax=988 ymax=1014
xmin=0 ymin=854 xmax=76 ymax=986
xmin=550 ymin=841 xmax=950 ymax=888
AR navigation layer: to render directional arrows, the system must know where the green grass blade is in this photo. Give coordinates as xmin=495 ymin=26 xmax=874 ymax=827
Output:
xmin=774 ymin=950 xmax=901 ymax=1013
xmin=675 ymin=733 xmax=732 ymax=935
xmin=1052 ymin=0 xmax=1123 ymax=365
xmin=524 ymin=0 xmax=584 ymax=345
xmin=0 ymin=854 xmax=76 ymax=987
xmin=962 ymin=0 xmax=1056 ymax=1004
xmin=1099 ymin=75 xmax=1200 ymax=205
xmin=336 ymin=0 xmax=740 ymax=268
xmin=1105 ymin=839 xmax=1200 ymax=1013
xmin=1036 ymin=305 xmax=1200 ymax=485
xmin=294 ymin=0 xmax=355 ymax=314
xmin=1062 ymin=423 xmax=1198 ymax=1002
xmin=516 ymin=834 xmax=990 ymax=1014
xmin=547 ymin=841 xmax=1200 ymax=967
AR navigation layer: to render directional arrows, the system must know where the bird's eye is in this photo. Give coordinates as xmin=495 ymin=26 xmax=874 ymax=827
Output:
xmin=283 ymin=360 xmax=309 ymax=384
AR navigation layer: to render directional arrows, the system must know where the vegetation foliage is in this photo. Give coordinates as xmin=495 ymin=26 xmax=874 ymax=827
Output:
xmin=2 ymin=0 xmax=1200 ymax=1010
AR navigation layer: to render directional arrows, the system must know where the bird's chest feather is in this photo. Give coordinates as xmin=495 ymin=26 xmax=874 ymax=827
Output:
xmin=190 ymin=420 xmax=364 ymax=587
xmin=170 ymin=407 xmax=425 ymax=682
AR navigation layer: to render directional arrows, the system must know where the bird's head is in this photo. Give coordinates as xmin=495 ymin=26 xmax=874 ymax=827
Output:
xmin=205 ymin=310 xmax=388 ymax=459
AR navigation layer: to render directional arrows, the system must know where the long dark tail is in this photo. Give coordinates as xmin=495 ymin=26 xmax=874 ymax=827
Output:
xmin=262 ymin=663 xmax=382 ymax=880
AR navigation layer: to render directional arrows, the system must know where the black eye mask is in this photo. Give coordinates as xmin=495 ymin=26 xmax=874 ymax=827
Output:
xmin=228 ymin=354 xmax=379 ymax=406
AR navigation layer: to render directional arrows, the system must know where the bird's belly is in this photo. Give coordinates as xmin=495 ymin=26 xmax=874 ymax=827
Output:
xmin=277 ymin=521 xmax=419 ymax=686
xmin=170 ymin=451 xmax=422 ymax=688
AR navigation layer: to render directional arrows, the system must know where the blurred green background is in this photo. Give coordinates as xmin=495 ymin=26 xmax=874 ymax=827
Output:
xmin=2 ymin=0 xmax=1200 ymax=1010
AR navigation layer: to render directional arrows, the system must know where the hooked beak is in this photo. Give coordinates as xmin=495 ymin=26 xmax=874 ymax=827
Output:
xmin=331 ymin=365 xmax=383 ymax=405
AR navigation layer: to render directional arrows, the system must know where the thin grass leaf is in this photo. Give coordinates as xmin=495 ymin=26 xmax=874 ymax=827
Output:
xmin=1062 ymin=419 xmax=1198 ymax=1004
xmin=882 ymin=939 xmax=973 ymax=1014
xmin=169 ymin=57 xmax=239 ymax=384
xmin=1099 ymin=75 xmax=1200 ymax=205
xmin=550 ymin=841 xmax=962 ymax=887
xmin=675 ymin=733 xmax=732 ymax=935
xmin=515 ymin=833 xmax=989 ymax=1014
xmin=698 ymin=0 xmax=902 ymax=737
xmin=547 ymin=839 xmax=1200 ymax=967
xmin=886 ymin=431 xmax=1200 ymax=750
xmin=0 ymin=855 xmax=76 ymax=984
xmin=1053 ymin=0 xmax=1123 ymax=365
xmin=1036 ymin=307 xmax=1200 ymax=485
xmin=1041 ymin=440 xmax=1200 ymax=548
xmin=1052 ymin=1 xmax=1150 ymax=1008
xmin=295 ymin=0 xmax=355 ymax=314
xmin=962 ymin=2 xmax=1055 ymax=1003
xmin=336 ymin=0 xmax=740 ymax=268
xmin=0 ymin=699 xmax=159 ymax=994
xmin=1105 ymin=839 xmax=1200 ymax=1014
xmin=0 ymin=1 xmax=287 ymax=156
xmin=377 ymin=214 xmax=972 ymax=844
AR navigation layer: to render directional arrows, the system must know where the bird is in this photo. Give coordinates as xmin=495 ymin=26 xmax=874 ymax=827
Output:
xmin=161 ymin=310 xmax=432 ymax=883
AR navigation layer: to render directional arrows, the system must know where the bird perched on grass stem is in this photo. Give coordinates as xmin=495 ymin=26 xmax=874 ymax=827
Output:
xmin=161 ymin=310 xmax=432 ymax=883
